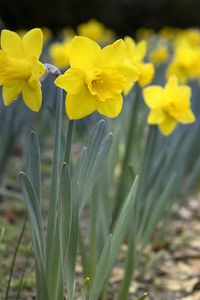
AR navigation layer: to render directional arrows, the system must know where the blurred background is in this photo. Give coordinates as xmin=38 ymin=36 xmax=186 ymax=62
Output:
xmin=0 ymin=0 xmax=200 ymax=35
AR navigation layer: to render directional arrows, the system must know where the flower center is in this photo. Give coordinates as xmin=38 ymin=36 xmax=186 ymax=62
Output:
xmin=164 ymin=102 xmax=175 ymax=113
xmin=0 ymin=52 xmax=31 ymax=84
xmin=87 ymin=68 xmax=126 ymax=102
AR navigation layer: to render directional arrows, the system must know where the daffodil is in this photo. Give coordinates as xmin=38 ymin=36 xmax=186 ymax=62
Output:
xmin=150 ymin=46 xmax=169 ymax=65
xmin=166 ymin=44 xmax=200 ymax=83
xmin=174 ymin=28 xmax=200 ymax=48
xmin=55 ymin=36 xmax=139 ymax=119
xmin=49 ymin=37 xmax=73 ymax=68
xmin=124 ymin=36 xmax=155 ymax=93
xmin=143 ymin=76 xmax=195 ymax=136
xmin=0 ymin=28 xmax=45 ymax=111
xmin=77 ymin=19 xmax=114 ymax=44
xmin=159 ymin=27 xmax=180 ymax=41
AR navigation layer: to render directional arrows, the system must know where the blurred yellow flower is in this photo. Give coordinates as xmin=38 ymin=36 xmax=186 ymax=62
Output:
xmin=136 ymin=28 xmax=155 ymax=41
xmin=166 ymin=44 xmax=200 ymax=83
xmin=175 ymin=28 xmax=200 ymax=48
xmin=77 ymin=19 xmax=114 ymax=43
xmin=124 ymin=36 xmax=155 ymax=93
xmin=49 ymin=37 xmax=73 ymax=69
xmin=42 ymin=27 xmax=52 ymax=43
xmin=55 ymin=36 xmax=139 ymax=119
xmin=159 ymin=27 xmax=180 ymax=41
xmin=62 ymin=27 xmax=76 ymax=40
xmin=143 ymin=76 xmax=195 ymax=136
xmin=0 ymin=28 xmax=45 ymax=111
xmin=150 ymin=46 xmax=168 ymax=65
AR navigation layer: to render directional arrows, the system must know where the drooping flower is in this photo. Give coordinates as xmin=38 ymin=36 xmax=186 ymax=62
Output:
xmin=143 ymin=76 xmax=195 ymax=136
xmin=55 ymin=36 xmax=139 ymax=119
xmin=124 ymin=36 xmax=155 ymax=93
xmin=0 ymin=28 xmax=45 ymax=111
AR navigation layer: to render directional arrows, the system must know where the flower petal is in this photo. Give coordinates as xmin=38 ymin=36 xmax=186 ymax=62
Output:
xmin=23 ymin=28 xmax=43 ymax=59
xmin=22 ymin=80 xmax=42 ymax=111
xmin=55 ymin=68 xmax=84 ymax=94
xmin=30 ymin=59 xmax=45 ymax=81
xmin=124 ymin=37 xmax=147 ymax=63
xmin=143 ymin=86 xmax=164 ymax=108
xmin=69 ymin=36 xmax=101 ymax=68
xmin=165 ymin=76 xmax=179 ymax=91
xmin=66 ymin=86 xmax=97 ymax=119
xmin=99 ymin=39 xmax=125 ymax=67
xmin=120 ymin=62 xmax=140 ymax=82
xmin=147 ymin=109 xmax=166 ymax=124
xmin=124 ymin=81 xmax=135 ymax=95
xmin=174 ymin=109 xmax=196 ymax=123
xmin=138 ymin=63 xmax=155 ymax=87
xmin=2 ymin=80 xmax=24 ymax=105
xmin=179 ymin=110 xmax=196 ymax=123
xmin=97 ymin=94 xmax=123 ymax=118
xmin=159 ymin=118 xmax=177 ymax=136
xmin=120 ymin=63 xmax=140 ymax=95
xmin=1 ymin=30 xmax=24 ymax=58
xmin=135 ymin=41 xmax=147 ymax=62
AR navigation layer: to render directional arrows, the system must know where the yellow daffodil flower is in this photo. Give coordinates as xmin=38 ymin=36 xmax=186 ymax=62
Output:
xmin=18 ymin=27 xmax=52 ymax=44
xmin=77 ymin=19 xmax=114 ymax=44
xmin=49 ymin=37 xmax=73 ymax=69
xmin=150 ymin=46 xmax=169 ymax=65
xmin=55 ymin=36 xmax=139 ymax=119
xmin=166 ymin=44 xmax=200 ymax=83
xmin=0 ymin=28 xmax=45 ymax=111
xmin=124 ymin=36 xmax=155 ymax=93
xmin=143 ymin=76 xmax=195 ymax=136
xmin=174 ymin=28 xmax=200 ymax=48
xmin=159 ymin=27 xmax=180 ymax=41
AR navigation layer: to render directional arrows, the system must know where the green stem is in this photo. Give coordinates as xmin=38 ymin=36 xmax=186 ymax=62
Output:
xmin=118 ymin=229 xmax=136 ymax=300
xmin=83 ymin=277 xmax=91 ymax=300
xmin=64 ymin=119 xmax=74 ymax=164
xmin=46 ymin=88 xmax=63 ymax=276
xmin=5 ymin=215 xmax=27 ymax=300
xmin=112 ymin=87 xmax=140 ymax=226
xmin=134 ymin=126 xmax=158 ymax=239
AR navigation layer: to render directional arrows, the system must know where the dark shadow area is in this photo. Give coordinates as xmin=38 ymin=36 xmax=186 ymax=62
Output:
xmin=0 ymin=0 xmax=200 ymax=34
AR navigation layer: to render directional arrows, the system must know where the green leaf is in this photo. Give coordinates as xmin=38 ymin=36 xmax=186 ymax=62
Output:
xmin=26 ymin=131 xmax=41 ymax=203
xmin=74 ymin=120 xmax=113 ymax=211
xmin=58 ymin=162 xmax=72 ymax=269
xmin=81 ymin=133 xmax=113 ymax=210
xmin=19 ymin=172 xmax=48 ymax=300
xmin=0 ymin=227 xmax=5 ymax=244
xmin=118 ymin=227 xmax=136 ymax=300
xmin=73 ymin=120 xmax=106 ymax=201
xmin=109 ymin=176 xmax=138 ymax=270
xmin=19 ymin=172 xmax=45 ymax=262
xmin=89 ymin=235 xmax=112 ymax=300
xmin=66 ymin=188 xmax=79 ymax=300
xmin=46 ymin=88 xmax=64 ymax=296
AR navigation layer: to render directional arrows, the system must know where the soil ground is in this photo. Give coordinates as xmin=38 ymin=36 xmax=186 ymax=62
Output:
xmin=1 ymin=153 xmax=200 ymax=300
